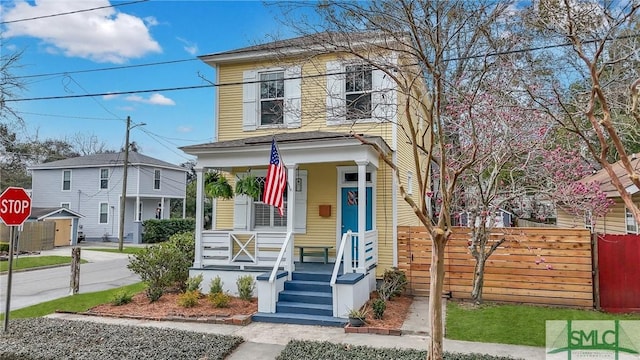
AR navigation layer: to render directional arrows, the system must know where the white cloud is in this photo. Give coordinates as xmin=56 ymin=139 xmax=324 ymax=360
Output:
xmin=2 ymin=0 xmax=162 ymax=64
xmin=177 ymin=126 xmax=192 ymax=133
xmin=125 ymin=93 xmax=175 ymax=106
xmin=177 ymin=37 xmax=198 ymax=56
xmin=102 ymin=93 xmax=119 ymax=100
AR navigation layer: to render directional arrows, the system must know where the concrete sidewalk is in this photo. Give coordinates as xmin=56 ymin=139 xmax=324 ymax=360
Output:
xmin=48 ymin=297 xmax=546 ymax=359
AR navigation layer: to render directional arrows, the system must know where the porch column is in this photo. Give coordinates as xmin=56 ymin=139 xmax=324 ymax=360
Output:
xmin=135 ymin=196 xmax=140 ymax=221
xmin=286 ymin=164 xmax=297 ymax=273
xmin=193 ymin=167 xmax=204 ymax=268
xmin=161 ymin=197 xmax=166 ymax=219
xmin=356 ymin=160 xmax=368 ymax=274
xmin=182 ymin=198 xmax=186 ymax=219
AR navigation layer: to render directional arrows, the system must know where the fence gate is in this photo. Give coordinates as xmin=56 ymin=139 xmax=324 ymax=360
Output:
xmin=598 ymin=234 xmax=640 ymax=312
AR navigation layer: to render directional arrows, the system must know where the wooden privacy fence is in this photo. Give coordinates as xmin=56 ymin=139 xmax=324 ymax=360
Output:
xmin=0 ymin=221 xmax=56 ymax=252
xmin=398 ymin=226 xmax=593 ymax=308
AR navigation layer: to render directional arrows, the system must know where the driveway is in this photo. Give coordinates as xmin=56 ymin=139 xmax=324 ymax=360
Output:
xmin=0 ymin=243 xmax=140 ymax=314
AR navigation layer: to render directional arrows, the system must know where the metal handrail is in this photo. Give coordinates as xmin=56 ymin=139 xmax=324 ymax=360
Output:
xmin=269 ymin=232 xmax=293 ymax=283
xmin=330 ymin=230 xmax=351 ymax=286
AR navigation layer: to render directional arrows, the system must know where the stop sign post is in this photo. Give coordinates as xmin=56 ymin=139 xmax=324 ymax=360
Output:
xmin=1 ymin=187 xmax=31 ymax=332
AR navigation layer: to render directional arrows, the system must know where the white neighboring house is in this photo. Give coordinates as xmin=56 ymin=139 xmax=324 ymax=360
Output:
xmin=29 ymin=152 xmax=188 ymax=244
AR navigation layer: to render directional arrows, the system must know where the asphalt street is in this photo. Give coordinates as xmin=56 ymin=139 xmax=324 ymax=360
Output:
xmin=0 ymin=245 xmax=140 ymax=314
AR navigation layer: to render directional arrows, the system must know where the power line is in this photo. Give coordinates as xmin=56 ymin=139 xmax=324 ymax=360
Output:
xmin=15 ymin=58 xmax=198 ymax=79
xmin=15 ymin=111 xmax=124 ymax=121
xmin=0 ymin=0 xmax=149 ymax=25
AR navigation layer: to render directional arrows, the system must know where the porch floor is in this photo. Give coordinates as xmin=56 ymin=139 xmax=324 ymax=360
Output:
xmin=294 ymin=261 xmax=338 ymax=274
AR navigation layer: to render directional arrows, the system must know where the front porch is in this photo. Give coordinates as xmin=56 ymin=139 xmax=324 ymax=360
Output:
xmin=189 ymin=229 xmax=377 ymax=324
xmin=183 ymin=132 xmax=392 ymax=325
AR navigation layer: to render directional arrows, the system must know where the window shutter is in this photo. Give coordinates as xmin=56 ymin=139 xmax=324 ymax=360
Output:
xmin=284 ymin=66 xmax=302 ymax=128
xmin=371 ymin=67 xmax=397 ymax=123
xmin=242 ymin=70 xmax=258 ymax=131
xmin=294 ymin=171 xmax=308 ymax=233
xmin=233 ymin=195 xmax=250 ymax=230
xmin=326 ymin=61 xmax=346 ymax=125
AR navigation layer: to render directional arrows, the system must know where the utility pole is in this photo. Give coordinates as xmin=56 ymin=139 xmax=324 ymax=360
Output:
xmin=119 ymin=116 xmax=146 ymax=252
xmin=118 ymin=116 xmax=131 ymax=252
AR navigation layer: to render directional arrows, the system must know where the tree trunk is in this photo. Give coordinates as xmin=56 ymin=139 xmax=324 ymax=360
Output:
xmin=427 ymin=233 xmax=447 ymax=360
xmin=471 ymin=256 xmax=486 ymax=304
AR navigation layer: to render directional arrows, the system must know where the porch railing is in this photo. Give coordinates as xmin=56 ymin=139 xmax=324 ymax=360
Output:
xmin=269 ymin=232 xmax=293 ymax=283
xmin=200 ymin=230 xmax=291 ymax=270
xmin=330 ymin=230 xmax=354 ymax=287
xmin=363 ymin=229 xmax=378 ymax=271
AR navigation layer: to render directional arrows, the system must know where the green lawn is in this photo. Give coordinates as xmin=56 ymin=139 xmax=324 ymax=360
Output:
xmin=84 ymin=247 xmax=147 ymax=255
xmin=446 ymin=301 xmax=640 ymax=347
xmin=0 ymin=256 xmax=86 ymax=272
xmin=0 ymin=282 xmax=146 ymax=320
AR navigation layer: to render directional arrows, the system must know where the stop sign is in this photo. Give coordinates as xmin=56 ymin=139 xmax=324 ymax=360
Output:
xmin=0 ymin=187 xmax=32 ymax=226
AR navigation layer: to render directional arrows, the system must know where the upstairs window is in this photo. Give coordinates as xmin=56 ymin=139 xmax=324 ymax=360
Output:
xmin=62 ymin=170 xmax=71 ymax=191
xmin=61 ymin=202 xmax=70 ymax=209
xmin=100 ymin=168 xmax=109 ymax=189
xmin=260 ymin=71 xmax=284 ymax=126
xmin=154 ymin=169 xmax=161 ymax=190
xmin=345 ymin=64 xmax=372 ymax=120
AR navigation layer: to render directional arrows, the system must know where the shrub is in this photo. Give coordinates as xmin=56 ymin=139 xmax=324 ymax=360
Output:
xmin=236 ymin=275 xmax=255 ymax=301
xmin=209 ymin=276 xmax=224 ymax=295
xmin=110 ymin=290 xmax=133 ymax=306
xmin=186 ymin=274 xmax=203 ymax=293
xmin=142 ymin=218 xmax=195 ymax=243
xmin=127 ymin=231 xmax=195 ymax=301
xmin=177 ymin=290 xmax=200 ymax=308
xmin=378 ymin=268 xmax=408 ymax=301
xmin=372 ymin=298 xmax=386 ymax=319
xmin=209 ymin=292 xmax=230 ymax=308
xmin=0 ymin=242 xmax=8 ymax=252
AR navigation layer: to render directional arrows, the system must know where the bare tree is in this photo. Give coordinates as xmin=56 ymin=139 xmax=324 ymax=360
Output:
xmin=275 ymin=1 xmax=523 ymax=358
xmin=523 ymin=0 xmax=640 ymax=225
xmin=0 ymin=39 xmax=25 ymax=126
xmin=70 ymin=132 xmax=114 ymax=155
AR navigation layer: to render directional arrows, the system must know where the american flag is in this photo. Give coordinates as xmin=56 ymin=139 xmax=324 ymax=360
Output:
xmin=263 ymin=138 xmax=286 ymax=216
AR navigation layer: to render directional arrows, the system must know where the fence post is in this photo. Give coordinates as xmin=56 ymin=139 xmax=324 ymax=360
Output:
xmin=70 ymin=247 xmax=81 ymax=295
xmin=591 ymin=233 xmax=600 ymax=310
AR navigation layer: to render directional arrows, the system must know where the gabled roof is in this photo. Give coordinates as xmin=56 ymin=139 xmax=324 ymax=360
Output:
xmin=180 ymin=131 xmax=390 ymax=153
xmin=582 ymin=154 xmax=640 ymax=197
xmin=199 ymin=31 xmax=398 ymax=65
xmin=29 ymin=207 xmax=83 ymax=220
xmin=29 ymin=152 xmax=186 ymax=171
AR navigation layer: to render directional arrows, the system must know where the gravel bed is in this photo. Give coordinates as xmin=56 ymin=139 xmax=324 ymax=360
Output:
xmin=276 ymin=340 xmax=523 ymax=360
xmin=0 ymin=318 xmax=243 ymax=360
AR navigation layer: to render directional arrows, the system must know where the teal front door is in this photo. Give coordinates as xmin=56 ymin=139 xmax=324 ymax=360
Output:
xmin=341 ymin=187 xmax=372 ymax=234
xmin=341 ymin=187 xmax=373 ymax=261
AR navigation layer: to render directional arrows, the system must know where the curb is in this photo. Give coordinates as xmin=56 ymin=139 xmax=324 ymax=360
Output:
xmin=54 ymin=310 xmax=254 ymax=326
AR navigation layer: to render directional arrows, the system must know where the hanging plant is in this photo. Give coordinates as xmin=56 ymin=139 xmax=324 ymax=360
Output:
xmin=205 ymin=175 xmax=233 ymax=200
xmin=235 ymin=174 xmax=261 ymax=199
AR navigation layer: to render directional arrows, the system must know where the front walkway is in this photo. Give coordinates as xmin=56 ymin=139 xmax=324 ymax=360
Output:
xmin=48 ymin=297 xmax=545 ymax=359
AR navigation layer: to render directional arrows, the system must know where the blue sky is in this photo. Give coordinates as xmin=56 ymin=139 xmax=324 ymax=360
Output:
xmin=0 ymin=0 xmax=297 ymax=165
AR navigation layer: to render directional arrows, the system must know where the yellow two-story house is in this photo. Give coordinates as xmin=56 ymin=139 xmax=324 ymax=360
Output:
xmin=181 ymin=33 xmax=422 ymax=326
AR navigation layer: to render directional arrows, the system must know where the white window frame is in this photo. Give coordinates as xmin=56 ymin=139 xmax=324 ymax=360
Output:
xmin=153 ymin=169 xmax=161 ymax=190
xmin=61 ymin=202 xmax=70 ymax=209
xmin=99 ymin=168 xmax=109 ymax=189
xmin=626 ymin=207 xmax=638 ymax=234
xmin=62 ymin=170 xmax=72 ymax=191
xmin=259 ymin=70 xmax=285 ymax=127
xmin=99 ymin=202 xmax=109 ymax=224
xmin=242 ymin=66 xmax=301 ymax=132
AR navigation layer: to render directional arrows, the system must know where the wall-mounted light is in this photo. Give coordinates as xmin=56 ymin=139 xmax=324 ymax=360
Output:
xmin=296 ymin=177 xmax=302 ymax=192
